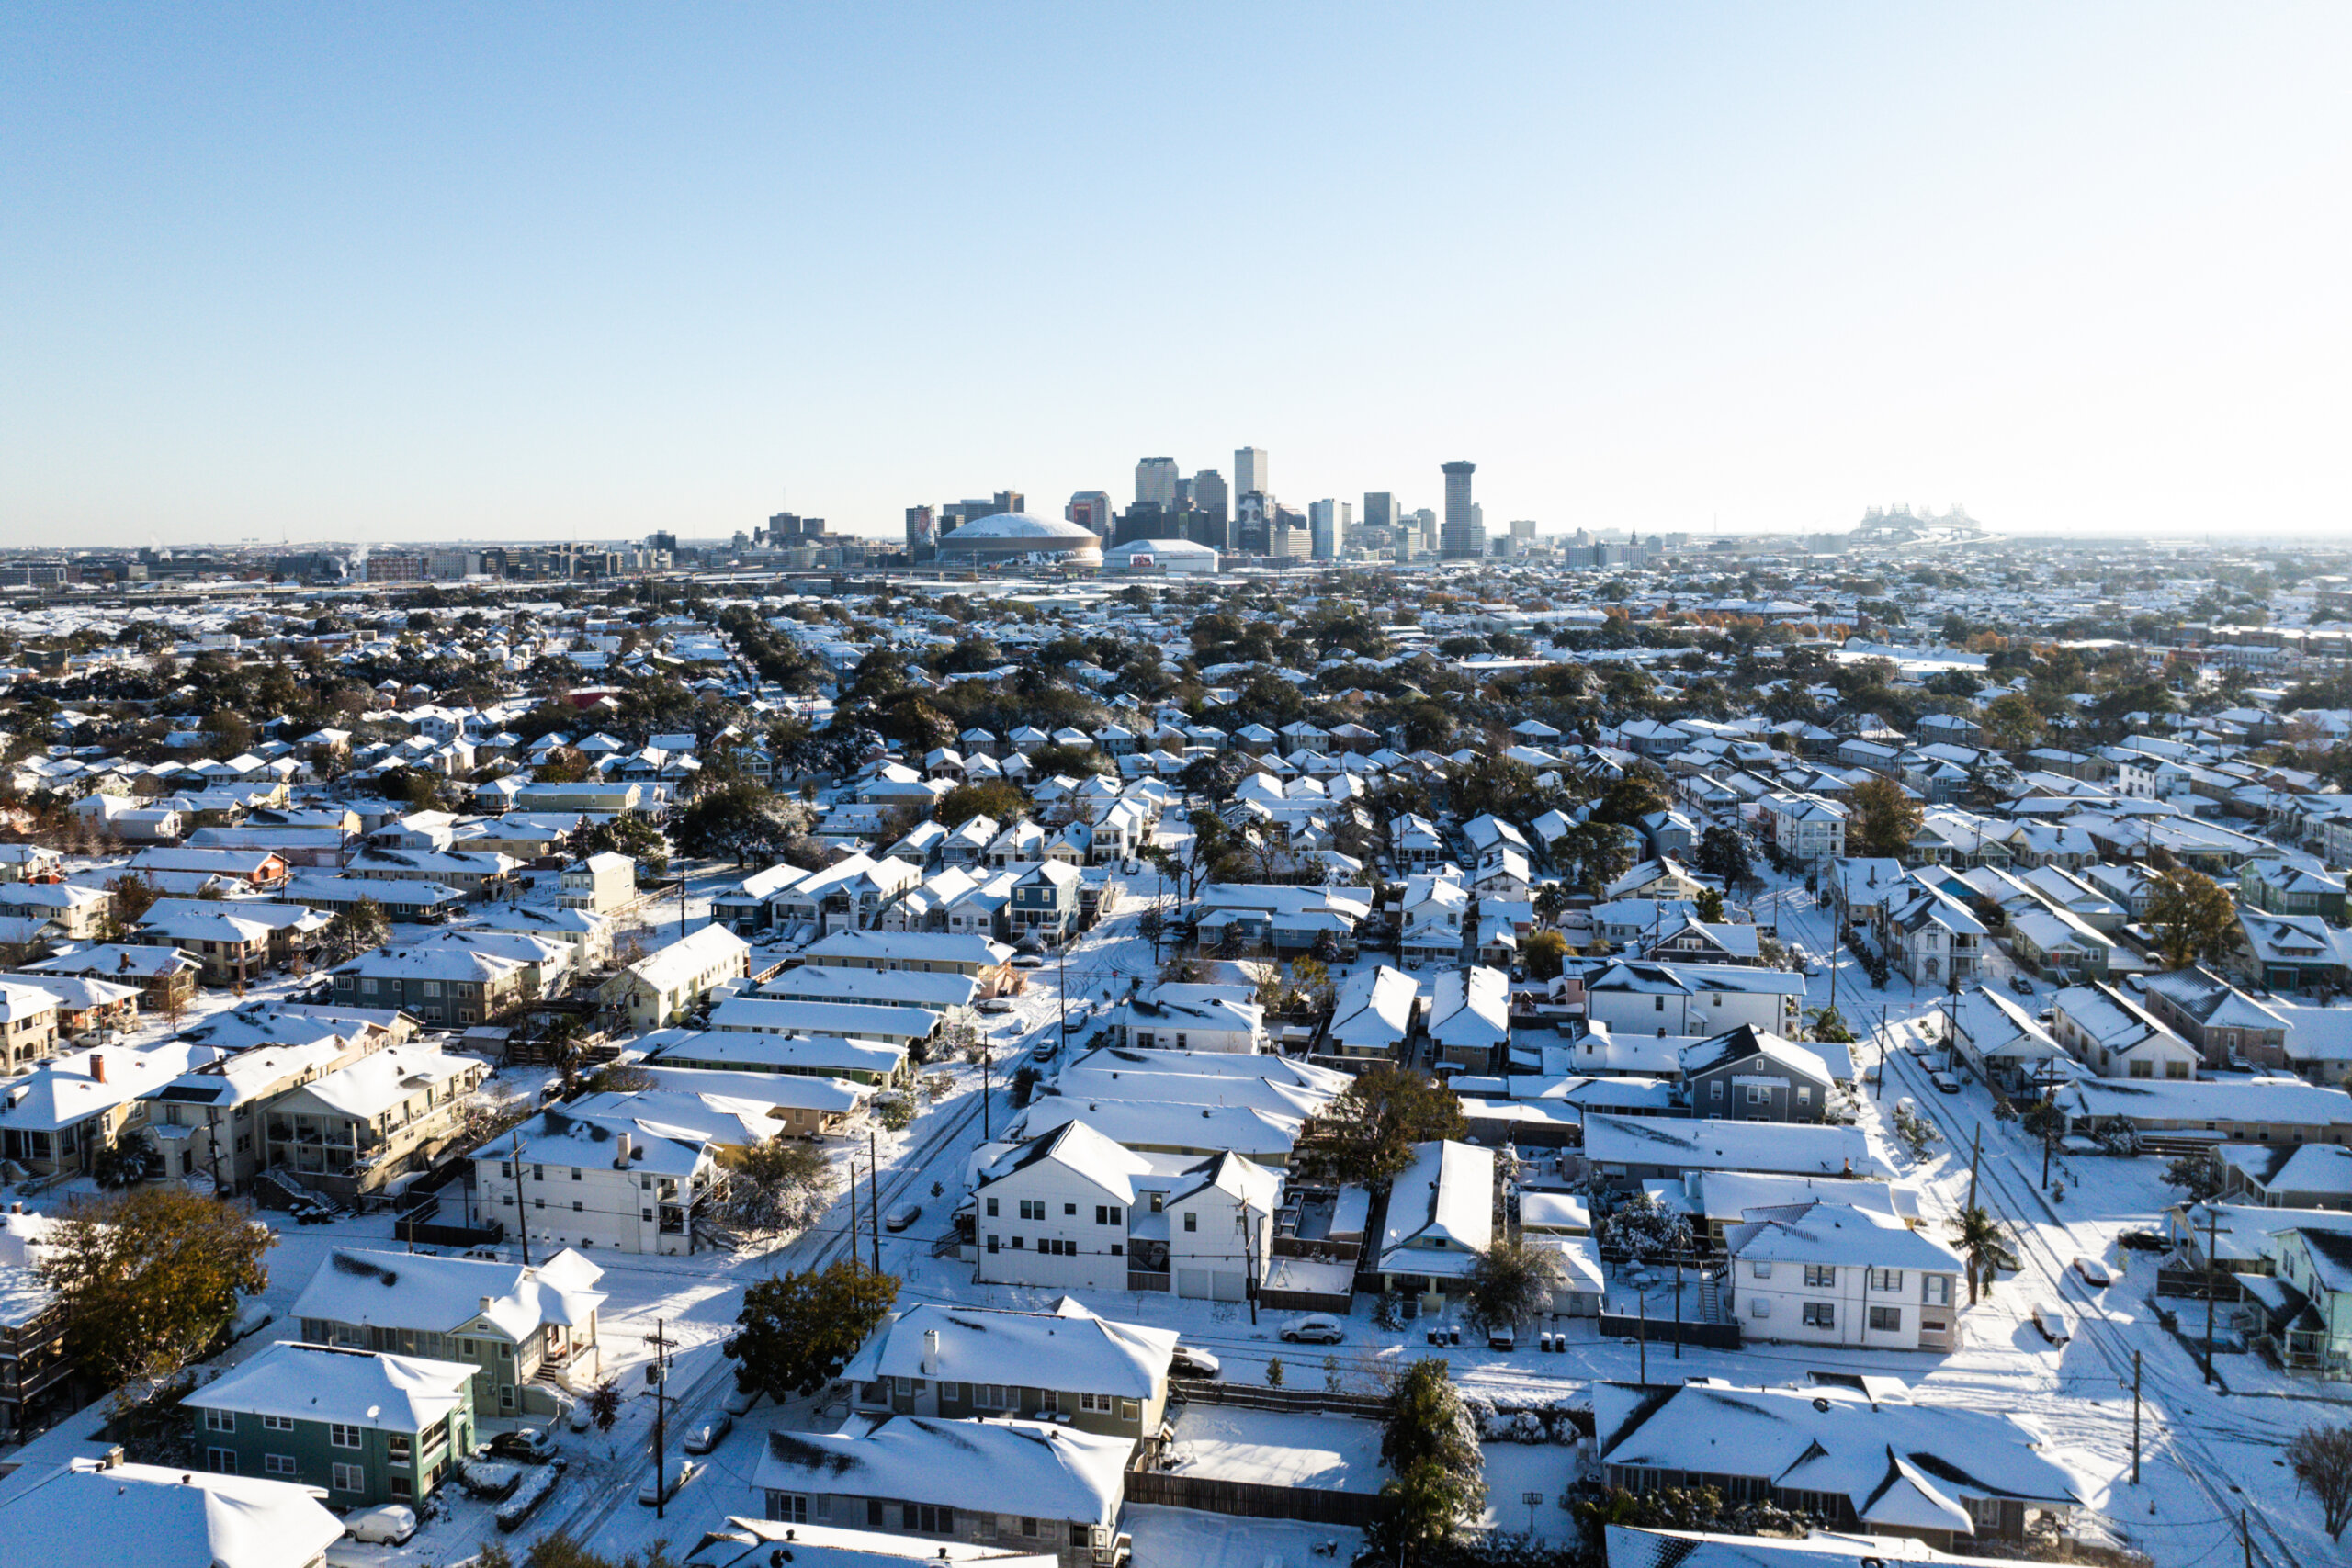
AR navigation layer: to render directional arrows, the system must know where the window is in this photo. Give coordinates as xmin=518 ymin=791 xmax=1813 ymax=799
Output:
xmin=1803 ymin=1265 xmax=1835 ymax=1288
xmin=1019 ymin=1199 xmax=1045 ymax=1222
xmin=1746 ymin=1084 xmax=1770 ymax=1105
xmin=1012 ymin=1235 xmax=1024 ymax=1249
xmin=573 ymin=1200 xmax=583 ymax=1213
xmin=203 ymin=1409 xmax=235 ymax=1433
xmin=1022 ymin=1518 xmax=1041 ymax=1538
xmin=775 ymin=1494 xmax=809 ymax=1524
xmin=1071 ymin=1525 xmax=1091 ymax=1548
xmin=1750 ymin=1297 xmax=1770 ymax=1318
xmin=868 ymin=1499 xmax=886 ymax=1528
xmin=1922 ymin=1275 xmax=1952 ymax=1306
xmin=499 ymin=1161 xmax=512 ymax=1178
xmin=1183 ymin=1212 xmax=1198 ymax=1233
xmin=910 ymin=1504 xmax=956 ymax=1534
xmin=1710 ymin=1081 xmax=1723 ymax=1100
xmin=424 ymin=981 xmax=441 ymax=998
xmin=332 ymin=1463 xmax=365 ymax=1492
xmin=1751 ymin=1260 xmax=1771 ymax=1280
xmin=1064 ymin=1202 xmax=1078 ymax=1216
xmin=1802 ymin=1302 xmax=1835 ymax=1328
xmin=264 ymin=1453 xmax=298 ymax=1477
xmin=1869 ymin=1306 xmax=1903 ymax=1333
xmin=1655 ymin=997 xmax=1665 ymax=1012
xmin=533 ymin=1165 xmax=545 ymax=1180
xmin=2129 ymin=1058 xmax=2154 ymax=1078
xmin=207 ymin=1449 xmax=236 ymax=1475
xmin=330 ymin=1424 xmax=363 ymax=1449
xmin=976 ymin=1383 xmax=1008 ymax=1409
xmin=261 ymin=1414 xmax=296 ymax=1432
xmin=1080 ymin=1392 xmax=1113 ymax=1413
xmin=986 ymin=1234 xmax=1000 ymax=1253
xmin=986 ymin=1197 xmax=1000 ymax=1217
xmin=1797 ymin=1087 xmax=1811 ymax=1102
xmin=1175 ymin=1034 xmax=1188 ymax=1049
xmin=1868 ymin=1269 xmax=1903 ymax=1291
xmin=642 ymin=1208 xmax=654 ymax=1222
xmin=1119 ymin=1399 xmax=1139 ymax=1422
xmin=1096 ymin=1205 xmax=1123 ymax=1225
xmin=498 ymin=1341 xmax=514 ymax=1359
xmin=387 ymin=1434 xmax=412 ymax=1462
xmin=571 ymin=1166 xmax=582 ymax=1180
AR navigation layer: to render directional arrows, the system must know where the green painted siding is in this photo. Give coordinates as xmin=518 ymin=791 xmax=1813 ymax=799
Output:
xmin=192 ymin=1401 xmax=475 ymax=1506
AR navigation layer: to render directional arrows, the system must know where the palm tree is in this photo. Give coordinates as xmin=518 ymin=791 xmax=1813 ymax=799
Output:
xmin=1950 ymin=1205 xmax=2019 ymax=1304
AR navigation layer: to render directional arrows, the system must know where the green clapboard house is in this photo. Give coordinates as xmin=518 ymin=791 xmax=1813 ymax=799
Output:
xmin=184 ymin=1340 xmax=477 ymax=1506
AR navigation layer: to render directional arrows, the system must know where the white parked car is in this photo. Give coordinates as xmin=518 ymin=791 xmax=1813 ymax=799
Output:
xmin=345 ymin=1505 xmax=418 ymax=1545
xmin=639 ymin=1457 xmax=699 ymax=1506
xmin=2074 ymin=1256 xmax=2113 ymax=1288
xmin=1279 ymin=1314 xmax=1347 ymax=1345
xmin=2032 ymin=1303 xmax=2073 ymax=1344
xmin=885 ymin=1202 xmax=922 ymax=1232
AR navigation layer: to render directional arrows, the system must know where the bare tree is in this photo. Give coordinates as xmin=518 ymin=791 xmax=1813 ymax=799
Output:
xmin=2289 ymin=1420 xmax=2352 ymax=1541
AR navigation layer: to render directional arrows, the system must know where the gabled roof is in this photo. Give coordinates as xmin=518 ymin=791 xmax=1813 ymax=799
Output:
xmin=839 ymin=1299 xmax=1175 ymax=1394
xmin=0 ymin=1461 xmax=345 ymax=1568
xmin=290 ymin=1246 xmax=604 ymax=1341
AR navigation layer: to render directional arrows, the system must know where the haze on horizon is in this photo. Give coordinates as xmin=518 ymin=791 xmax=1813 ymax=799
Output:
xmin=5 ymin=5 xmax=2347 ymax=549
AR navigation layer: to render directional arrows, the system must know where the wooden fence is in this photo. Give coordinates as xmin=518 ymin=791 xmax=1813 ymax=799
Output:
xmin=1123 ymin=1467 xmax=1384 ymax=1527
xmin=1596 ymin=1314 xmax=1742 ymax=1350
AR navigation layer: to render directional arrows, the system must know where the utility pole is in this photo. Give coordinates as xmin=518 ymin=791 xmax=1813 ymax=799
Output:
xmin=1637 ymin=1294 xmax=1647 ymax=1382
xmin=1237 ymin=1206 xmax=1260 ymax=1325
xmin=869 ymin=1127 xmax=882 ymax=1275
xmin=511 ymin=1129 xmax=532 ymax=1268
xmin=2240 ymin=1509 xmax=2251 ymax=1568
xmin=2131 ymin=1349 xmax=2143 ymax=1485
xmin=2203 ymin=1205 xmax=2221 ymax=1387
xmin=678 ymin=852 xmax=688 ymax=939
xmin=1672 ymin=1249 xmax=1683 ymax=1360
xmin=980 ymin=1033 xmax=992 ymax=1141
xmin=848 ymin=1155 xmax=861 ymax=1269
xmin=649 ymin=1317 xmax=673 ymax=1520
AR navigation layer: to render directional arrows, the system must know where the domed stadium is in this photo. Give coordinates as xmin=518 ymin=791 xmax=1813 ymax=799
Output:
xmin=933 ymin=512 xmax=1103 ymax=570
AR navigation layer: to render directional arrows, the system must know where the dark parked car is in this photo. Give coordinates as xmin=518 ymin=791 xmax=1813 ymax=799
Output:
xmin=486 ymin=1427 xmax=558 ymax=1465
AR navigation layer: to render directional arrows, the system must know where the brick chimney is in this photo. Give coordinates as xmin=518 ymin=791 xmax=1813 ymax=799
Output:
xmin=90 ymin=1053 xmax=106 ymax=1084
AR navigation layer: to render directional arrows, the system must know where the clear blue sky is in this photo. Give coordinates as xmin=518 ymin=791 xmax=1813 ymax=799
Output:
xmin=5 ymin=5 xmax=2347 ymax=547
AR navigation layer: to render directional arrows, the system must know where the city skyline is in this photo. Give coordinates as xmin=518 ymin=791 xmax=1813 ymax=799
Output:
xmin=6 ymin=6 xmax=2349 ymax=547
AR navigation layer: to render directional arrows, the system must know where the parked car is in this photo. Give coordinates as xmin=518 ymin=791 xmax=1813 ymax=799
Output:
xmin=486 ymin=1427 xmax=558 ymax=1465
xmin=1170 ymin=1345 xmax=1222 ymax=1379
xmin=1012 ymin=953 xmax=1045 ymax=970
xmin=723 ymin=1382 xmax=763 ymax=1416
xmin=1930 ymin=1071 xmax=1962 ymax=1094
xmin=639 ymin=1458 xmax=700 ymax=1506
xmin=682 ymin=1414 xmax=733 ymax=1454
xmin=2117 ymin=1229 xmax=2170 ymax=1253
xmin=885 ymin=1202 xmax=922 ymax=1232
xmin=345 ymin=1505 xmax=419 ymax=1545
xmin=2008 ymin=974 xmax=2035 ymax=996
xmin=2032 ymin=1303 xmax=2073 ymax=1344
xmin=2074 ymin=1256 xmax=2114 ymax=1287
xmin=1487 ymin=1325 xmax=1516 ymax=1351
xmin=1280 ymin=1314 xmax=1347 ymax=1345
xmin=978 ymin=997 xmax=1016 ymax=1014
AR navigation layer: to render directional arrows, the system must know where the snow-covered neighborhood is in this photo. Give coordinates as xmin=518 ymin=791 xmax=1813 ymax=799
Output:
xmin=5 ymin=519 xmax=2352 ymax=1568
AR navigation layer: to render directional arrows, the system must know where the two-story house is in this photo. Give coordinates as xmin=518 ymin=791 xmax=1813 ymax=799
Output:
xmin=290 ymin=1245 xmax=605 ymax=1419
xmin=1011 ymin=862 xmax=1084 ymax=944
xmin=596 ymin=922 xmax=751 ymax=1030
xmin=0 ymin=1206 xmax=70 ymax=1435
xmin=1679 ymin=1024 xmax=1838 ymax=1123
xmin=560 ymin=851 xmax=638 ymax=913
xmin=470 ymin=1109 xmax=723 ymax=1258
xmin=2140 ymin=966 xmax=2292 ymax=1070
xmin=330 ymin=944 xmax=527 ymax=1028
xmin=184 ymin=1340 xmax=476 ymax=1506
xmin=1726 ymin=1201 xmax=1964 ymax=1351
xmin=264 ymin=1043 xmax=489 ymax=1201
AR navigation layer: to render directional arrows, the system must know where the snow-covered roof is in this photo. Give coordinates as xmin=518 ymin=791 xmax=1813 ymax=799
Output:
xmin=754 ymin=1418 xmax=1130 ymax=1525
xmin=840 ymin=1298 xmax=1176 ymax=1395
xmin=184 ymin=1340 xmax=473 ymax=1432
xmin=0 ymin=1461 xmax=344 ymax=1568
xmin=289 ymin=1245 xmax=604 ymax=1343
